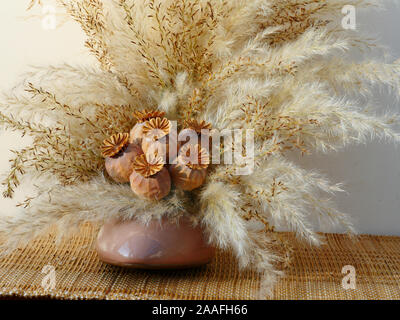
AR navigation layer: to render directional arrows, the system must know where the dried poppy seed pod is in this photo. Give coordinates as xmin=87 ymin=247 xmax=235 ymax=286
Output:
xmin=102 ymin=133 xmax=144 ymax=183
xmin=178 ymin=119 xmax=212 ymax=150
xmin=130 ymin=153 xmax=171 ymax=201
xmin=169 ymin=144 xmax=210 ymax=191
xmin=142 ymin=117 xmax=178 ymax=163
xmin=129 ymin=109 xmax=166 ymax=144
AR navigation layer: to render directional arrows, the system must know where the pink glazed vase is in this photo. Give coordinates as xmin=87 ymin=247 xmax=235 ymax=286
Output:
xmin=96 ymin=217 xmax=215 ymax=269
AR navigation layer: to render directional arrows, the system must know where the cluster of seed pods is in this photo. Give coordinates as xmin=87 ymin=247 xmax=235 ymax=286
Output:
xmin=101 ymin=110 xmax=211 ymax=201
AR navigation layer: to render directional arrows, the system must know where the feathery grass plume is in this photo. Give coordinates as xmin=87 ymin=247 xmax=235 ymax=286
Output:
xmin=0 ymin=175 xmax=187 ymax=256
xmin=1 ymin=0 xmax=400 ymax=297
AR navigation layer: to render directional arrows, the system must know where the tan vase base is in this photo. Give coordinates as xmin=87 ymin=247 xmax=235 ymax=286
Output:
xmin=96 ymin=217 xmax=215 ymax=269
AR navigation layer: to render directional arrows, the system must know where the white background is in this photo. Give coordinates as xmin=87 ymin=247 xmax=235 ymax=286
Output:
xmin=0 ymin=1 xmax=399 ymax=235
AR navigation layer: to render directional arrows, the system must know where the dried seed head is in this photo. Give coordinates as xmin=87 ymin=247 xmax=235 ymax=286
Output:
xmin=184 ymin=119 xmax=212 ymax=134
xmin=101 ymin=133 xmax=130 ymax=158
xmin=132 ymin=153 xmax=164 ymax=178
xmin=142 ymin=117 xmax=171 ymax=141
xmin=133 ymin=109 xmax=166 ymax=123
xmin=178 ymin=144 xmax=210 ymax=170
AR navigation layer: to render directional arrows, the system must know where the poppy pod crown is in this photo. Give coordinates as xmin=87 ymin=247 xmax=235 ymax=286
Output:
xmin=132 ymin=153 xmax=165 ymax=178
xmin=101 ymin=133 xmax=130 ymax=158
xmin=142 ymin=117 xmax=172 ymax=141
xmin=133 ymin=109 xmax=166 ymax=123
xmin=183 ymin=119 xmax=212 ymax=135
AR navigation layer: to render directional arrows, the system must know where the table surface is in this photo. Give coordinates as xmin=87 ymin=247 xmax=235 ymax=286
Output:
xmin=0 ymin=225 xmax=399 ymax=300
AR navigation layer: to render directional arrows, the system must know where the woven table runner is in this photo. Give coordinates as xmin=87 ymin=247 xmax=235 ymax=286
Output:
xmin=0 ymin=224 xmax=399 ymax=300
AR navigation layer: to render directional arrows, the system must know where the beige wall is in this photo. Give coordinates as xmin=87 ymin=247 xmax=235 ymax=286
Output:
xmin=0 ymin=1 xmax=399 ymax=235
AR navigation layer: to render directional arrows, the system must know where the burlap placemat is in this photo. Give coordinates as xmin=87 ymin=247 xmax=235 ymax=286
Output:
xmin=0 ymin=224 xmax=399 ymax=300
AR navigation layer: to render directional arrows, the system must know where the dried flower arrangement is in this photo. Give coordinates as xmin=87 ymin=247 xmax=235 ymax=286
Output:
xmin=1 ymin=0 xmax=400 ymax=297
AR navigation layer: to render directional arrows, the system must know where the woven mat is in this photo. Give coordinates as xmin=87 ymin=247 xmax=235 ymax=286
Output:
xmin=0 ymin=224 xmax=399 ymax=300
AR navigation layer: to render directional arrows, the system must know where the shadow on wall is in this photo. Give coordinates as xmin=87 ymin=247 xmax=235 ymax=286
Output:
xmin=290 ymin=143 xmax=400 ymax=236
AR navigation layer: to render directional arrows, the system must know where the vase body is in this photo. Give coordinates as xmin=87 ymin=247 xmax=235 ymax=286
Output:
xmin=96 ymin=217 xmax=215 ymax=269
